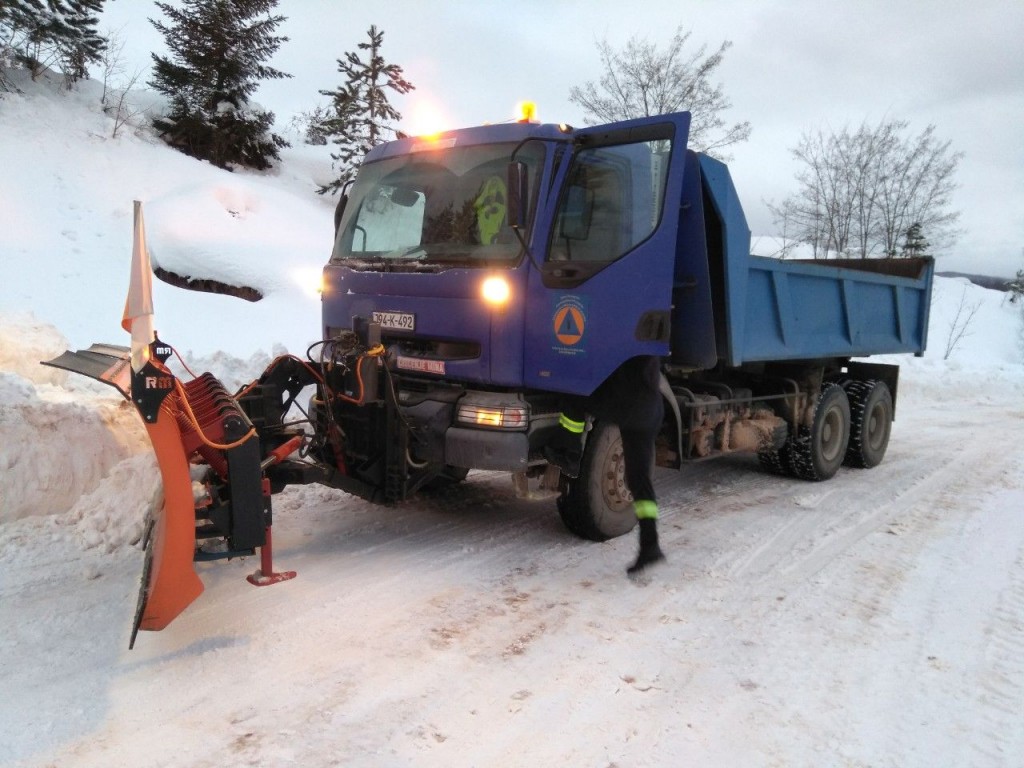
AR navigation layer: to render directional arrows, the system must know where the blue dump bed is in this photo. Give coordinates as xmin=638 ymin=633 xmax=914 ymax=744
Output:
xmin=736 ymin=255 xmax=934 ymax=365
xmin=675 ymin=154 xmax=934 ymax=369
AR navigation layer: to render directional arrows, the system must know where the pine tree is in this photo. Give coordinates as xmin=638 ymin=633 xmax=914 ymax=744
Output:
xmin=149 ymin=0 xmax=291 ymax=171
xmin=1008 ymin=268 xmax=1024 ymax=304
xmin=1 ymin=0 xmax=52 ymax=78
xmin=900 ymin=222 xmax=929 ymax=258
xmin=317 ymin=25 xmax=414 ymax=195
xmin=0 ymin=0 xmax=106 ymax=82
xmin=57 ymin=0 xmax=106 ymax=83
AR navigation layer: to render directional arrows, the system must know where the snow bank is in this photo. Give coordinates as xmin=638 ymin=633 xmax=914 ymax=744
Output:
xmin=62 ymin=452 xmax=160 ymax=553
xmin=0 ymin=383 xmax=148 ymax=523
xmin=0 ymin=311 xmax=149 ymax=524
xmin=0 ymin=72 xmax=333 ymax=360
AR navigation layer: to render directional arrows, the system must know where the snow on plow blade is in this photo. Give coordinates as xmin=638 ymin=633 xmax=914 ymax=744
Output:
xmin=43 ymin=340 xmax=294 ymax=647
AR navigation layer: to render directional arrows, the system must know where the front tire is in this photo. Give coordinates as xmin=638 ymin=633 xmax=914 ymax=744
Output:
xmin=557 ymin=421 xmax=638 ymax=541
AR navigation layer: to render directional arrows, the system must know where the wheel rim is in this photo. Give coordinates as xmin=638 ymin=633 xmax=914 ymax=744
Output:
xmin=820 ymin=406 xmax=845 ymax=463
xmin=600 ymin=440 xmax=633 ymax=511
xmin=866 ymin=401 xmax=888 ymax=451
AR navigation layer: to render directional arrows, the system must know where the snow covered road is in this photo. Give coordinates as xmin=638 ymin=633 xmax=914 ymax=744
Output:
xmin=3 ymin=371 xmax=1023 ymax=767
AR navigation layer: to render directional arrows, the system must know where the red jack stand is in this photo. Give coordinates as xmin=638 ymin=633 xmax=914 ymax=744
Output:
xmin=247 ymin=526 xmax=297 ymax=586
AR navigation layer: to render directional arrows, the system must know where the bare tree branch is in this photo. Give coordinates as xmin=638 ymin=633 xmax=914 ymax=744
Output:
xmin=944 ymin=285 xmax=982 ymax=360
xmin=569 ymin=26 xmax=751 ymax=159
xmin=774 ymin=118 xmax=961 ymax=259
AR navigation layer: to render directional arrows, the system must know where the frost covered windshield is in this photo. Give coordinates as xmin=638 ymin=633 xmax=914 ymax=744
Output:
xmin=331 ymin=142 xmax=544 ymax=267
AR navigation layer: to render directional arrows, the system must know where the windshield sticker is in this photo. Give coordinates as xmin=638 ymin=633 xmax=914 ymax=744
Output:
xmin=411 ymin=137 xmax=457 ymax=153
xmin=553 ymin=295 xmax=587 ymax=354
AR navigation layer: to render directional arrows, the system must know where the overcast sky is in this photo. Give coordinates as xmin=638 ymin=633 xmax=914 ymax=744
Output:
xmin=101 ymin=0 xmax=1023 ymax=277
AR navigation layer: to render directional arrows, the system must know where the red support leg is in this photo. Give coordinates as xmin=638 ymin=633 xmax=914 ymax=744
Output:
xmin=247 ymin=526 xmax=297 ymax=586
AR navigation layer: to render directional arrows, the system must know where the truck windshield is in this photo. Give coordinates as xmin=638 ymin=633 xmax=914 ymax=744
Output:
xmin=331 ymin=142 xmax=545 ymax=267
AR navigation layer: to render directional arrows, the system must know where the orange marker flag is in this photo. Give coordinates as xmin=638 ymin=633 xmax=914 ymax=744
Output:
xmin=122 ymin=200 xmax=156 ymax=373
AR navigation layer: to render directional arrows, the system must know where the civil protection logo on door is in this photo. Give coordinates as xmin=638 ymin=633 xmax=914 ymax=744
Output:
xmin=553 ymin=295 xmax=587 ymax=349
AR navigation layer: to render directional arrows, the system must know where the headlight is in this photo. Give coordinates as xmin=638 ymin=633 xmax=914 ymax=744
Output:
xmin=481 ymin=276 xmax=510 ymax=306
xmin=456 ymin=397 xmax=529 ymax=430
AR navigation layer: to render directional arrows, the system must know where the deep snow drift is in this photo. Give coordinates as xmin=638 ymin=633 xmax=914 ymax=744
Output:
xmin=2 ymin=72 xmax=1024 ymax=767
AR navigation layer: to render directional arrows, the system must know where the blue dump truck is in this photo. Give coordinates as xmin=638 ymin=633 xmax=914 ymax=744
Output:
xmin=46 ymin=110 xmax=933 ymax=637
xmin=309 ymin=110 xmax=933 ymax=540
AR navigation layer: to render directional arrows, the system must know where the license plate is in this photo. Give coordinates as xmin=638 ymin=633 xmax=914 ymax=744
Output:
xmin=372 ymin=311 xmax=415 ymax=331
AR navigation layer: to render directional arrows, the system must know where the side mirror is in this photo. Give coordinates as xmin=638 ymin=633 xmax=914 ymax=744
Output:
xmin=333 ymin=194 xmax=348 ymax=237
xmin=507 ymin=161 xmax=529 ymax=231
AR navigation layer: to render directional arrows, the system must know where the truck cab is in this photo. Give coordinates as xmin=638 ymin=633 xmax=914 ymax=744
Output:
xmin=320 ymin=114 xmax=693 ymax=498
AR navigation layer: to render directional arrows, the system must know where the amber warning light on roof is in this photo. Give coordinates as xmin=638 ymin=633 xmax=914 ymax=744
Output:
xmin=516 ymin=101 xmax=538 ymax=123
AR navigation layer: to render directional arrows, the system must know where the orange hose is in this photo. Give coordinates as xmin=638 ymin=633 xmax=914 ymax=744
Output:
xmin=172 ymin=379 xmax=256 ymax=451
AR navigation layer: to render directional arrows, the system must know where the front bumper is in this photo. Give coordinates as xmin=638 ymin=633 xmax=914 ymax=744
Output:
xmin=444 ymin=427 xmax=530 ymax=471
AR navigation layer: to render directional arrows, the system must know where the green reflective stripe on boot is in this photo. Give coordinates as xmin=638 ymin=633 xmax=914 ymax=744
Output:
xmin=559 ymin=413 xmax=585 ymax=433
xmin=634 ymin=500 xmax=659 ymax=520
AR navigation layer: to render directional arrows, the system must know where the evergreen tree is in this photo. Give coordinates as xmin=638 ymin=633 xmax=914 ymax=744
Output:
xmin=900 ymin=222 xmax=929 ymax=258
xmin=0 ymin=0 xmax=106 ymax=82
xmin=149 ymin=0 xmax=291 ymax=171
xmin=57 ymin=0 xmax=106 ymax=83
xmin=317 ymin=25 xmax=413 ymax=195
xmin=1007 ymin=268 xmax=1024 ymax=305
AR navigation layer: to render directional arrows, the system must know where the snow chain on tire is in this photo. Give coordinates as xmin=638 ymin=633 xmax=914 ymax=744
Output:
xmin=787 ymin=383 xmax=851 ymax=482
xmin=843 ymin=379 xmax=893 ymax=469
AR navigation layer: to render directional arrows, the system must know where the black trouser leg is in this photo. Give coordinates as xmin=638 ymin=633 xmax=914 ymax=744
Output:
xmin=621 ymin=424 xmax=664 ymax=574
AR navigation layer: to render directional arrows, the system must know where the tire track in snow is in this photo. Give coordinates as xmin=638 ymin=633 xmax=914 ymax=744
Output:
xmin=968 ymin=511 xmax=1024 ymax=766
xmin=690 ymin=405 xmax=1024 ymax=599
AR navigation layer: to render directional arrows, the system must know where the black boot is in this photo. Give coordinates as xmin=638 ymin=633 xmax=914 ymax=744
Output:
xmin=627 ymin=517 xmax=665 ymax=574
xmin=543 ymin=426 xmax=583 ymax=478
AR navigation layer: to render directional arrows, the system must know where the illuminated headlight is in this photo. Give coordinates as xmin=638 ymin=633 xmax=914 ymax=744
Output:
xmin=481 ymin=276 xmax=510 ymax=306
xmin=456 ymin=395 xmax=529 ymax=430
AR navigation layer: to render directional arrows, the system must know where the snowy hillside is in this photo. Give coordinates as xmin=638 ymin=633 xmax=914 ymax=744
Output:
xmin=2 ymin=74 xmax=1024 ymax=767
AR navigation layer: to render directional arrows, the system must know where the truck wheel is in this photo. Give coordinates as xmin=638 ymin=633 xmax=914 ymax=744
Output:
xmin=421 ymin=465 xmax=470 ymax=491
xmin=788 ymin=383 xmax=850 ymax=481
xmin=758 ymin=443 xmax=795 ymax=477
xmin=844 ymin=380 xmax=892 ymax=468
xmin=557 ymin=421 xmax=638 ymax=542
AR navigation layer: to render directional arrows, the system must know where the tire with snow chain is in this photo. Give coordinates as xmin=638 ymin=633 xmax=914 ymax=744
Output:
xmin=758 ymin=443 xmax=795 ymax=477
xmin=788 ymin=383 xmax=851 ymax=481
xmin=557 ymin=421 xmax=638 ymax=542
xmin=843 ymin=380 xmax=892 ymax=468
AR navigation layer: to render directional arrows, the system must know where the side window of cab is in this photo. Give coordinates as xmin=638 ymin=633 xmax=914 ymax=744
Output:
xmin=549 ymin=139 xmax=670 ymax=264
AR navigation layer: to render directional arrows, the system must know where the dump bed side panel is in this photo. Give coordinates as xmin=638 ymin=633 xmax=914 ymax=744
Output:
xmin=739 ymin=256 xmax=934 ymax=363
xmin=696 ymin=154 xmax=934 ymax=367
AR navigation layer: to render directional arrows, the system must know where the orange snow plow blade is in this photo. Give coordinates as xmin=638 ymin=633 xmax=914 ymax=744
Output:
xmin=44 ymin=339 xmax=297 ymax=647
xmin=42 ymin=344 xmax=205 ymax=640
xmin=133 ymin=406 xmax=205 ymax=635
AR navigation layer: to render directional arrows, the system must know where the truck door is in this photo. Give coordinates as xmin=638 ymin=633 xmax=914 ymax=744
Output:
xmin=524 ymin=113 xmax=691 ymax=395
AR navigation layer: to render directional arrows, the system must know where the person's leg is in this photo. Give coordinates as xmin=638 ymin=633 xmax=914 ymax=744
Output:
xmin=620 ymin=426 xmax=665 ymax=574
xmin=544 ymin=400 xmax=586 ymax=478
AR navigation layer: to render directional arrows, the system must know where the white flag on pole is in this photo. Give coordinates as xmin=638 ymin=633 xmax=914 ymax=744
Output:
xmin=122 ymin=200 xmax=155 ymax=373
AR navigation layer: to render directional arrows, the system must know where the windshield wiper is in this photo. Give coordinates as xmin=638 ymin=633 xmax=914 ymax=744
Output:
xmin=388 ymin=246 xmax=429 ymax=260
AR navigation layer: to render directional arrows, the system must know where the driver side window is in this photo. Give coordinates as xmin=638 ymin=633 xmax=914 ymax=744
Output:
xmin=549 ymin=139 xmax=670 ymax=263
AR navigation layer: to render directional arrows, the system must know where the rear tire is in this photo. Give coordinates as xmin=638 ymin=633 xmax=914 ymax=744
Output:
xmin=844 ymin=380 xmax=892 ymax=468
xmin=789 ymin=383 xmax=850 ymax=481
xmin=557 ymin=421 xmax=638 ymax=542
xmin=758 ymin=443 xmax=795 ymax=477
